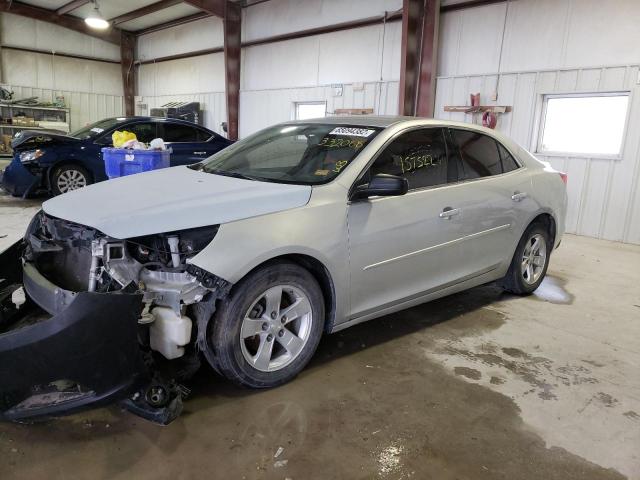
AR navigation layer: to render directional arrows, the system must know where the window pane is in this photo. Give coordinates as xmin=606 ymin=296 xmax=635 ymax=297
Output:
xmin=498 ymin=143 xmax=520 ymax=173
xmin=370 ymin=128 xmax=449 ymax=190
xmin=162 ymin=123 xmax=199 ymax=142
xmin=296 ymin=103 xmax=326 ymax=120
xmin=539 ymin=94 xmax=628 ymax=155
xmin=127 ymin=123 xmax=157 ymax=143
xmin=451 ymin=129 xmax=502 ymax=179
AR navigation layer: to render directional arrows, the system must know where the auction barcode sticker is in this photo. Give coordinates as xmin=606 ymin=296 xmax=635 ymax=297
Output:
xmin=329 ymin=127 xmax=375 ymax=138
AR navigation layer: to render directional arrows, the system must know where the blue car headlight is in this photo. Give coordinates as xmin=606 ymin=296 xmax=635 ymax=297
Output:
xmin=20 ymin=149 xmax=44 ymax=163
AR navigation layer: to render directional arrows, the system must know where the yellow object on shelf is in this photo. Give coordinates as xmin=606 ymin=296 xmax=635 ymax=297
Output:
xmin=112 ymin=130 xmax=137 ymax=148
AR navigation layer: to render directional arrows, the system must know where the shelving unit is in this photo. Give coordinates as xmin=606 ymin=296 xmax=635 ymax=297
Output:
xmin=0 ymin=103 xmax=70 ymax=158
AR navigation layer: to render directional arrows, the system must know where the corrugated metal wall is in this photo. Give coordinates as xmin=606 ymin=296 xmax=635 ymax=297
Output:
xmin=434 ymin=0 xmax=640 ymax=244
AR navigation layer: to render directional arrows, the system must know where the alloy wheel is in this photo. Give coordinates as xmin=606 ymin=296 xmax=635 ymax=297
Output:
xmin=240 ymin=285 xmax=313 ymax=372
xmin=57 ymin=169 xmax=87 ymax=193
xmin=521 ymin=233 xmax=547 ymax=285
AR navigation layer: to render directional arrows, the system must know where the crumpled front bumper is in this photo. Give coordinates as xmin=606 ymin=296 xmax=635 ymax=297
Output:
xmin=0 ymin=157 xmax=42 ymax=197
xmin=0 ymin=241 xmax=147 ymax=421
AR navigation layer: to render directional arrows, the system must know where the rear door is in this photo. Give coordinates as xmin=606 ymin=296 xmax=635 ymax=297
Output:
xmin=446 ymin=128 xmax=535 ymax=275
xmin=158 ymin=122 xmax=219 ymax=166
xmin=347 ymin=127 xmax=470 ymax=318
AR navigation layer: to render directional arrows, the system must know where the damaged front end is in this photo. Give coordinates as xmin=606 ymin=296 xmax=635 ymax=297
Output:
xmin=0 ymin=211 xmax=230 ymax=424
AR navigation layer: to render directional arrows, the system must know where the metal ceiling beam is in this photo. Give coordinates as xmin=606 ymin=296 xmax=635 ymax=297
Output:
xmin=399 ymin=0 xmax=440 ymax=117
xmin=133 ymin=11 xmax=212 ymax=35
xmin=224 ymin=1 xmax=241 ymax=140
xmin=0 ymin=1 xmax=121 ymax=45
xmin=110 ymin=0 xmax=183 ymax=26
xmin=182 ymin=0 xmax=226 ymax=18
xmin=56 ymin=0 xmax=90 ymax=16
xmin=440 ymin=0 xmax=507 ymax=13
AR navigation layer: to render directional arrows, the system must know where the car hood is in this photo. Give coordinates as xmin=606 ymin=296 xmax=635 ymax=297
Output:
xmin=42 ymin=166 xmax=312 ymax=238
xmin=11 ymin=130 xmax=81 ymax=149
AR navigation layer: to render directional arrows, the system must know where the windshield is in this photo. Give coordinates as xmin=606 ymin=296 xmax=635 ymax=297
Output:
xmin=200 ymin=123 xmax=382 ymax=185
xmin=70 ymin=118 xmax=127 ymax=140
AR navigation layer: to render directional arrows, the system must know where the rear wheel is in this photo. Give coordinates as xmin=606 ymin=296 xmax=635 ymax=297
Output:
xmin=501 ymin=223 xmax=551 ymax=295
xmin=209 ymin=262 xmax=324 ymax=388
xmin=51 ymin=164 xmax=91 ymax=195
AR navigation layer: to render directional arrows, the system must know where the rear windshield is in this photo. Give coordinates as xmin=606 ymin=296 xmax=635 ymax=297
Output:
xmin=200 ymin=123 xmax=382 ymax=185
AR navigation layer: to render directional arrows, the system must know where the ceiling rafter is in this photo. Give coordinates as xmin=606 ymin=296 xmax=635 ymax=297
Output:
xmin=109 ymin=0 xmax=183 ymax=26
xmin=56 ymin=0 xmax=91 ymax=16
xmin=0 ymin=0 xmax=121 ymax=44
xmin=182 ymin=0 xmax=226 ymax=18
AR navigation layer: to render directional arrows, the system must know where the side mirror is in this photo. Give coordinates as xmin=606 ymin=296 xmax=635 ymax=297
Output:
xmin=351 ymin=174 xmax=409 ymax=200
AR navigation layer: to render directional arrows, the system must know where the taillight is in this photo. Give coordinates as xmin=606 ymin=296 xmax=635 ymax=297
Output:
xmin=558 ymin=172 xmax=568 ymax=185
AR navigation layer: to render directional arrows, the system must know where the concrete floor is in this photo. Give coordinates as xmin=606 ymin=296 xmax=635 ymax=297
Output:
xmin=1 ymin=190 xmax=639 ymax=480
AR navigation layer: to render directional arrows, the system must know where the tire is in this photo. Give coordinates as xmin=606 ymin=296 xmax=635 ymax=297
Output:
xmin=209 ymin=262 xmax=325 ymax=388
xmin=501 ymin=223 xmax=551 ymax=295
xmin=51 ymin=164 xmax=91 ymax=196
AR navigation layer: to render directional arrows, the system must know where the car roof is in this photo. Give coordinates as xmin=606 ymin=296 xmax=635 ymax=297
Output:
xmin=115 ymin=116 xmax=215 ymax=132
xmin=287 ymin=115 xmax=504 ymax=133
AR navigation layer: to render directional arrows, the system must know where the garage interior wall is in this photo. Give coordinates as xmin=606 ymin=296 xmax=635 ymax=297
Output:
xmin=434 ymin=0 xmax=640 ymax=245
xmin=136 ymin=0 xmax=403 ymax=137
xmin=0 ymin=13 xmax=124 ymax=131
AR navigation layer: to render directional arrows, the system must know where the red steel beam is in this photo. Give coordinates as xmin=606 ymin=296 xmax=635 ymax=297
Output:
xmin=0 ymin=1 xmax=121 ymax=45
xmin=399 ymin=0 xmax=440 ymax=117
xmin=224 ymin=1 xmax=241 ymax=140
xmin=121 ymin=31 xmax=137 ymax=116
xmin=183 ymin=0 xmax=226 ymax=18
xmin=441 ymin=0 xmax=507 ymax=13
xmin=110 ymin=0 xmax=183 ymax=26
xmin=56 ymin=0 xmax=90 ymax=16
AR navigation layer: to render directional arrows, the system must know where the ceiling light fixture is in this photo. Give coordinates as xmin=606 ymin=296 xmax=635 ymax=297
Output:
xmin=85 ymin=0 xmax=109 ymax=30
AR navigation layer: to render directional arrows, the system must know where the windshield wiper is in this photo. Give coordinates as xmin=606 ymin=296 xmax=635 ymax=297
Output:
xmin=208 ymin=169 xmax=261 ymax=181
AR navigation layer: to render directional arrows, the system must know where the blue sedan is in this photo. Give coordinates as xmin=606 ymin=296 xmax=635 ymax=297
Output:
xmin=0 ymin=116 xmax=232 ymax=197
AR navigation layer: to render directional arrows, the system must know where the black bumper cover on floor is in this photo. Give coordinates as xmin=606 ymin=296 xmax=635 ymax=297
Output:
xmin=0 ymin=241 xmax=147 ymax=421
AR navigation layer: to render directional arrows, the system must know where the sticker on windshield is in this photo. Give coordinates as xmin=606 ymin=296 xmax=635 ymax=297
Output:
xmin=329 ymin=127 xmax=375 ymax=138
xmin=90 ymin=127 xmax=104 ymax=133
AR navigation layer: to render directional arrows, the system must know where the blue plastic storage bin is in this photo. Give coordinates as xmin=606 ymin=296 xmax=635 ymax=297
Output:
xmin=102 ymin=148 xmax=171 ymax=179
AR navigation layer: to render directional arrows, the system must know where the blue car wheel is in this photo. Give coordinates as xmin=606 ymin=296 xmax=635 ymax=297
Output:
xmin=51 ymin=164 xmax=92 ymax=196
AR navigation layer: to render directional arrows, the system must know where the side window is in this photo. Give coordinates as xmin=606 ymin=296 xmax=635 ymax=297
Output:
xmin=127 ymin=122 xmax=157 ymax=143
xmin=160 ymin=123 xmax=200 ymax=142
xmin=197 ymin=129 xmax=213 ymax=141
xmin=497 ymin=142 xmax=520 ymax=173
xmin=369 ymin=128 xmax=451 ymax=190
xmin=451 ymin=129 xmax=502 ymax=179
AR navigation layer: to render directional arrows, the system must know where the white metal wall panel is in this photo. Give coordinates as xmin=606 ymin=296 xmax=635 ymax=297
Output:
xmin=242 ymin=0 xmax=402 ymax=42
xmin=136 ymin=16 xmax=224 ymax=61
xmin=137 ymin=92 xmax=227 ymax=137
xmin=2 ymin=49 xmax=123 ymax=96
xmin=2 ymin=84 xmax=124 ymax=132
xmin=1 ymin=13 xmax=120 ymax=61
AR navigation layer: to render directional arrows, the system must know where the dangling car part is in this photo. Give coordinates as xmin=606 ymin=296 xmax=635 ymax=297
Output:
xmin=0 ymin=212 xmax=229 ymax=424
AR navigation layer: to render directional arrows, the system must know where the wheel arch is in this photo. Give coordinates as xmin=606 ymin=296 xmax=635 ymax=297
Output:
xmin=528 ymin=211 xmax=557 ymax=247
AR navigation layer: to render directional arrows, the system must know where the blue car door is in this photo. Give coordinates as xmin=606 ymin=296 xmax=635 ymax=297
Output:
xmin=158 ymin=121 xmax=226 ymax=166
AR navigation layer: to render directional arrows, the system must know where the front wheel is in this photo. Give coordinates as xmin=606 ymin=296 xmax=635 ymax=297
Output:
xmin=501 ymin=223 xmax=551 ymax=295
xmin=51 ymin=164 xmax=91 ymax=195
xmin=209 ymin=262 xmax=325 ymax=388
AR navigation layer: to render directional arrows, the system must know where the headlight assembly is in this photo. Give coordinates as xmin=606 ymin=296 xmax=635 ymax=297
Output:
xmin=20 ymin=149 xmax=44 ymax=163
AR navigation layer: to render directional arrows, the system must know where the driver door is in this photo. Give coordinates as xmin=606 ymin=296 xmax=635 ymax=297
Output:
xmin=347 ymin=127 xmax=468 ymax=318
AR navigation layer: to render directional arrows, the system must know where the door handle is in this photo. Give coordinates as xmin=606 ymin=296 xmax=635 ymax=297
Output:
xmin=439 ymin=207 xmax=460 ymax=219
xmin=193 ymin=151 xmax=207 ymax=155
xmin=511 ymin=192 xmax=528 ymax=202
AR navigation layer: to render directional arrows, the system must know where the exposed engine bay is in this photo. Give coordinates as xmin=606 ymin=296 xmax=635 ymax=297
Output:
xmin=0 ymin=211 xmax=231 ymax=424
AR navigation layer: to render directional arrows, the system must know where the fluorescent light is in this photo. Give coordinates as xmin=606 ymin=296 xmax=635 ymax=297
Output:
xmin=85 ymin=1 xmax=109 ymax=30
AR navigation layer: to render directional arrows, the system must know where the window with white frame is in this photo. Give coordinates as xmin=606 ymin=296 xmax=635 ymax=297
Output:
xmin=295 ymin=102 xmax=326 ymax=120
xmin=537 ymin=92 xmax=630 ymax=157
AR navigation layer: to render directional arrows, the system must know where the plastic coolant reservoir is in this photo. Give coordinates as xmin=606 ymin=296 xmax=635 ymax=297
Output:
xmin=149 ymin=307 xmax=193 ymax=360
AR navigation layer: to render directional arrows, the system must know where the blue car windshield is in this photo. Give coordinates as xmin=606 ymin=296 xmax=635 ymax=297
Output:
xmin=200 ymin=123 xmax=382 ymax=185
xmin=71 ymin=118 xmax=128 ymax=140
